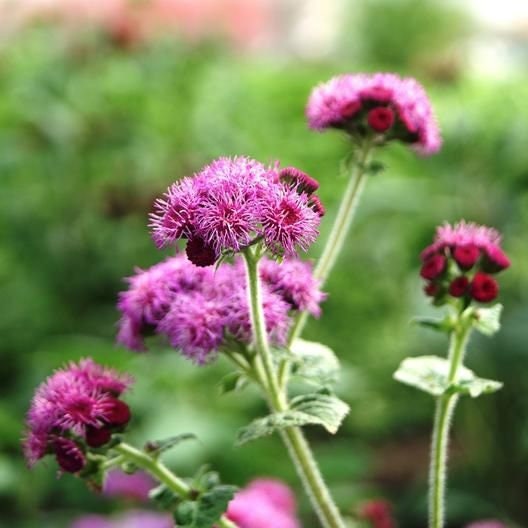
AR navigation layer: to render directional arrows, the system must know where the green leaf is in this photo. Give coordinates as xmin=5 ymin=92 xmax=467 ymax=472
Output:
xmin=290 ymin=338 xmax=340 ymax=386
xmin=394 ymin=355 xmax=503 ymax=398
xmin=218 ymin=371 xmax=248 ymax=395
xmin=365 ymin=160 xmax=385 ymax=175
xmin=192 ymin=485 xmax=237 ymax=528
xmin=290 ymin=393 xmax=349 ymax=433
xmin=412 ymin=315 xmax=455 ymax=333
xmin=236 ymin=393 xmax=349 ymax=445
xmin=150 ymin=485 xmax=179 ymax=509
xmin=144 ymin=433 xmax=197 ymax=457
xmin=472 ymin=304 xmax=502 ymax=336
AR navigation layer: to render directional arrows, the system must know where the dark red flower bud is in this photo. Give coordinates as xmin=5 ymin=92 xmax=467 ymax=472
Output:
xmin=367 ymin=107 xmax=395 ymax=133
xmin=359 ymin=499 xmax=396 ymax=528
xmin=279 ymin=167 xmax=320 ymax=194
xmin=86 ymin=426 xmax=112 ymax=448
xmin=470 ymin=272 xmax=499 ymax=303
xmin=420 ymin=254 xmax=446 ymax=280
xmin=340 ymin=100 xmax=362 ymax=120
xmin=104 ymin=399 xmax=131 ymax=427
xmin=449 ymin=276 xmax=469 ymax=297
xmin=185 ymin=237 xmax=218 ymax=267
xmin=309 ymin=195 xmax=326 ymax=217
xmin=424 ymin=282 xmax=440 ymax=297
xmin=453 ymin=244 xmax=480 ymax=270
xmin=54 ymin=438 xmax=85 ymax=473
xmin=483 ymin=245 xmax=511 ymax=273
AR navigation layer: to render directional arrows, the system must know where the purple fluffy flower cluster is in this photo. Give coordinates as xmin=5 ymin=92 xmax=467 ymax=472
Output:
xmin=306 ymin=72 xmax=441 ymax=155
xmin=23 ymin=359 xmax=132 ymax=472
xmin=225 ymin=478 xmax=300 ymax=528
xmin=150 ymin=157 xmax=323 ymax=266
xmin=117 ymin=254 xmax=325 ymax=362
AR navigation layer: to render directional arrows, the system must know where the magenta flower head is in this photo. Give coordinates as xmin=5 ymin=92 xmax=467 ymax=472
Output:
xmin=149 ymin=156 xmax=322 ymax=266
xmin=117 ymin=254 xmax=325 ymax=362
xmin=306 ymin=72 xmax=441 ymax=155
xmin=225 ymin=478 xmax=300 ymax=528
xmin=24 ymin=359 xmax=132 ymax=472
xmin=420 ymin=221 xmax=510 ymax=305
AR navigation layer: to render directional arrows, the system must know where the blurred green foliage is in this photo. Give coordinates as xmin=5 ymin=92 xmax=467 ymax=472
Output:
xmin=1 ymin=1 xmax=528 ymax=527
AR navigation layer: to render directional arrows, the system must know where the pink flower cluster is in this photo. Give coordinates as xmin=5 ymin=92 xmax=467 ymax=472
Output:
xmin=225 ymin=478 xmax=300 ymax=528
xmin=117 ymin=254 xmax=325 ymax=362
xmin=420 ymin=221 xmax=510 ymax=304
xmin=359 ymin=499 xmax=397 ymax=528
xmin=306 ymin=73 xmax=441 ymax=155
xmin=24 ymin=359 xmax=132 ymax=472
xmin=150 ymin=157 xmax=323 ymax=266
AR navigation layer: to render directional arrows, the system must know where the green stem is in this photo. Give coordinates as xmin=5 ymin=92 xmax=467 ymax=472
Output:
xmin=113 ymin=443 xmax=238 ymax=528
xmin=428 ymin=322 xmax=472 ymax=528
xmin=242 ymin=249 xmax=345 ymax=528
xmin=288 ymin=142 xmax=373 ymax=347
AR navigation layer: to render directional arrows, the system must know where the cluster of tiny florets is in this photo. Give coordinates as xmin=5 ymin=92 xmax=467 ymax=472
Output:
xmin=117 ymin=254 xmax=325 ymax=362
xmin=420 ymin=221 xmax=510 ymax=305
xmin=24 ymin=359 xmax=132 ymax=472
xmin=306 ymin=73 xmax=441 ymax=155
xmin=150 ymin=157 xmax=323 ymax=266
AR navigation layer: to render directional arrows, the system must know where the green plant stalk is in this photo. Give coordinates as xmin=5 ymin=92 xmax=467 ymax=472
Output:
xmin=242 ymin=249 xmax=346 ymax=528
xmin=114 ymin=442 xmax=238 ymax=528
xmin=428 ymin=321 xmax=472 ymax=528
xmin=287 ymin=142 xmax=373 ymax=347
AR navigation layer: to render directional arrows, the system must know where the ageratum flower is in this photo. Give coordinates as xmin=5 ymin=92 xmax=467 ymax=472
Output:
xmin=225 ymin=478 xmax=300 ymax=528
xmin=150 ymin=157 xmax=323 ymax=266
xmin=306 ymin=72 xmax=441 ymax=155
xmin=420 ymin=221 xmax=510 ymax=305
xmin=117 ymin=254 xmax=325 ymax=362
xmin=24 ymin=359 xmax=132 ymax=472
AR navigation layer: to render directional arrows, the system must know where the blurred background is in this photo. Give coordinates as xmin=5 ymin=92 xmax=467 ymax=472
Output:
xmin=1 ymin=0 xmax=527 ymax=526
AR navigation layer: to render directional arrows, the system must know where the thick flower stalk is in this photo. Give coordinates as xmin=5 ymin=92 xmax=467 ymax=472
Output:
xmin=398 ymin=221 xmax=510 ymax=528
xmin=290 ymin=72 xmax=441 ymax=343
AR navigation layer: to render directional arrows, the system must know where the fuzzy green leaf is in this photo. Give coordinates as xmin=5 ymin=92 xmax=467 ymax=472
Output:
xmin=472 ymin=304 xmax=502 ymax=336
xmin=144 ymin=433 xmax=197 ymax=457
xmin=236 ymin=393 xmax=349 ymax=445
xmin=192 ymin=485 xmax=237 ymax=528
xmin=394 ymin=355 xmax=503 ymax=397
xmin=218 ymin=371 xmax=248 ymax=395
xmin=290 ymin=338 xmax=340 ymax=386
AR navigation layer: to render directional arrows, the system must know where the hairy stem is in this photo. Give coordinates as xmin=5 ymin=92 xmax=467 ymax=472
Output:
xmin=428 ymin=322 xmax=472 ymax=528
xmin=114 ymin=442 xmax=238 ymax=528
xmin=288 ymin=142 xmax=373 ymax=346
xmin=242 ymin=248 xmax=345 ymax=528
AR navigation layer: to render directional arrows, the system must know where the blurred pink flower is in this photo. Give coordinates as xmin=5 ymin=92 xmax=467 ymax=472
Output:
xmin=103 ymin=469 xmax=156 ymax=502
xmin=466 ymin=521 xmax=507 ymax=528
xmin=71 ymin=510 xmax=173 ymax=528
xmin=226 ymin=478 xmax=300 ymax=528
